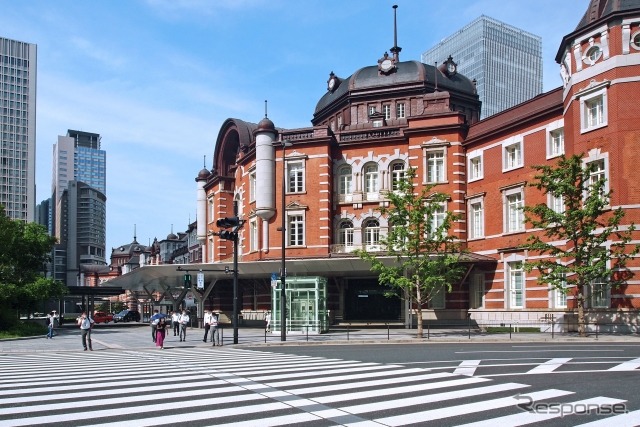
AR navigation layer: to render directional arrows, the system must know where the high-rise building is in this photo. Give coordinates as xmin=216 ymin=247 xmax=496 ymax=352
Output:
xmin=51 ymin=130 xmax=107 ymax=285
xmin=421 ymin=15 xmax=543 ymax=119
xmin=0 ymin=37 xmax=37 ymax=221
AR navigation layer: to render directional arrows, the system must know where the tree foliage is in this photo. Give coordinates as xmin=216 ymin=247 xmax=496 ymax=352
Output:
xmin=0 ymin=206 xmax=67 ymax=326
xmin=356 ymin=168 xmax=466 ymax=338
xmin=522 ymin=154 xmax=639 ymax=336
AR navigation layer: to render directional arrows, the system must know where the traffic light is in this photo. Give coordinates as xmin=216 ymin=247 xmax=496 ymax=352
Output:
xmin=216 ymin=216 xmax=244 ymax=241
xmin=216 ymin=216 xmax=241 ymax=228
xmin=183 ymin=273 xmax=192 ymax=289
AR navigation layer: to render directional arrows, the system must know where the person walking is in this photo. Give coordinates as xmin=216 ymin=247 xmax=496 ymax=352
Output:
xmin=211 ymin=311 xmax=221 ymax=346
xmin=171 ymin=310 xmax=180 ymax=336
xmin=179 ymin=310 xmax=190 ymax=342
xmin=77 ymin=311 xmax=94 ymax=351
xmin=155 ymin=316 xmax=167 ymax=349
xmin=151 ymin=309 xmax=159 ymax=343
xmin=265 ymin=311 xmax=271 ymax=333
xmin=202 ymin=310 xmax=212 ymax=342
xmin=46 ymin=311 xmax=56 ymax=339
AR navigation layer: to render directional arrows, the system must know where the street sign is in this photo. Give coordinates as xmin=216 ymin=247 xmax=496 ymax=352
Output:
xmin=197 ymin=272 xmax=204 ymax=289
xmin=271 ymin=273 xmax=278 ymax=289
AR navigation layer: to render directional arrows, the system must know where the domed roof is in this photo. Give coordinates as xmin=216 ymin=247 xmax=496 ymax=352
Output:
xmin=314 ymin=60 xmax=478 ymax=115
xmin=167 ymin=232 xmax=178 ymax=240
xmin=112 ymin=238 xmax=148 ymax=256
xmin=197 ymin=167 xmax=211 ymax=180
xmin=255 ymin=116 xmax=276 ymax=133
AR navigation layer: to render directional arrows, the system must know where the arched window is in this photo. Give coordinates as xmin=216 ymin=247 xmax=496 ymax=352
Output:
xmin=338 ymin=220 xmax=354 ymax=251
xmin=338 ymin=165 xmax=352 ymax=201
xmin=390 ymin=161 xmax=406 ymax=191
xmin=364 ymin=163 xmax=379 ymax=196
xmin=363 ymin=218 xmax=380 ymax=249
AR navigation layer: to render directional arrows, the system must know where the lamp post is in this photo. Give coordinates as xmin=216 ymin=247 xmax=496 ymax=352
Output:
xmin=280 ymin=139 xmax=292 ymax=341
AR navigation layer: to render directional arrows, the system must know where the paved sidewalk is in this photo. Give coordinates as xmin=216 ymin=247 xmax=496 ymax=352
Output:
xmin=2 ymin=323 xmax=640 ymax=353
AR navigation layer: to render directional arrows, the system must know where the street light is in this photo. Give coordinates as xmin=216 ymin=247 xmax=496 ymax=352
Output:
xmin=280 ymin=139 xmax=292 ymax=342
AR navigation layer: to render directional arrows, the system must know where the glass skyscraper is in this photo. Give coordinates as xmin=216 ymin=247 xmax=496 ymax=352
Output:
xmin=421 ymin=15 xmax=543 ymax=119
xmin=0 ymin=37 xmax=37 ymax=221
xmin=52 ymin=130 xmax=107 ymax=285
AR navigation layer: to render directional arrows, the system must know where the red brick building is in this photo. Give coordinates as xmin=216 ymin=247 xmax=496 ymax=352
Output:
xmin=197 ymin=0 xmax=640 ymax=331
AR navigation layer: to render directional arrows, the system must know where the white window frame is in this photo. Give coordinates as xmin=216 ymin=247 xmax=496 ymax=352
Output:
xmin=208 ymin=198 xmax=215 ymax=223
xmin=337 ymin=219 xmax=354 ymax=251
xmin=287 ymin=210 xmax=305 ymax=247
xmin=396 ymin=102 xmax=406 ymax=118
xmin=390 ymin=161 xmax=406 ymax=191
xmin=468 ymin=151 xmax=483 ymax=182
xmin=426 ymin=150 xmax=446 ymax=183
xmin=502 ymin=139 xmax=523 ymax=171
xmin=507 ymin=261 xmax=525 ymax=309
xmin=590 ymin=277 xmax=610 ymax=308
xmin=583 ymin=150 xmax=609 ymax=201
xmin=383 ymin=104 xmax=391 ymax=120
xmin=553 ymin=276 xmax=568 ymax=308
xmin=338 ymin=165 xmax=353 ymax=201
xmin=546 ymin=125 xmax=565 ymax=159
xmin=287 ymin=160 xmax=305 ymax=194
xmin=249 ymin=218 xmax=258 ymax=252
xmin=503 ymin=186 xmax=525 ymax=233
xmin=578 ymin=83 xmax=609 ymax=133
xmin=468 ymin=196 xmax=484 ymax=240
xmin=428 ymin=202 xmax=447 ymax=238
xmin=208 ymin=237 xmax=215 ymax=263
xmin=363 ymin=218 xmax=381 ymax=250
xmin=364 ymin=163 xmax=379 ymax=196
xmin=470 ymin=273 xmax=485 ymax=309
xmin=249 ymin=171 xmax=256 ymax=202
xmin=582 ymin=43 xmax=603 ymax=66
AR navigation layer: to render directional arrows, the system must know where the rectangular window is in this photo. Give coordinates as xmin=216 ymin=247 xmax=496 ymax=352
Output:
xmin=470 ymin=274 xmax=485 ymax=309
xmin=555 ymin=277 xmax=568 ymax=308
xmin=503 ymin=141 xmax=523 ymax=170
xmin=396 ymin=102 xmax=406 ymax=118
xmin=579 ymin=85 xmax=608 ymax=133
xmin=504 ymin=188 xmax=524 ymax=233
xmin=250 ymin=219 xmax=258 ymax=252
xmin=428 ymin=286 xmax=445 ymax=309
xmin=287 ymin=161 xmax=304 ymax=193
xmin=249 ymin=171 xmax=256 ymax=202
xmin=368 ymin=106 xmax=376 ymax=115
xmin=427 ymin=151 xmax=445 ymax=182
xmin=383 ymin=104 xmax=391 ymax=120
xmin=508 ymin=261 xmax=524 ymax=308
xmin=429 ymin=203 xmax=446 ymax=238
xmin=468 ymin=155 xmax=483 ymax=181
xmin=550 ymin=193 xmax=564 ymax=214
xmin=591 ymin=278 xmax=609 ymax=308
xmin=288 ymin=214 xmax=304 ymax=246
xmin=548 ymin=128 xmax=564 ymax=158
xmin=469 ymin=200 xmax=484 ymax=239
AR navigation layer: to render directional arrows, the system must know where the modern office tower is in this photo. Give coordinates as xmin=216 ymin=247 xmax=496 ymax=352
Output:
xmin=0 ymin=37 xmax=37 ymax=221
xmin=421 ymin=15 xmax=543 ymax=119
xmin=52 ymin=130 xmax=107 ymax=285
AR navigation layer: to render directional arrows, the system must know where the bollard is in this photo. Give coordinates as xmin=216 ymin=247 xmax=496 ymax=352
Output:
xmin=427 ymin=323 xmax=430 ymax=340
xmin=221 ymin=327 xmax=224 ymax=346
xmin=264 ymin=326 xmax=267 ymax=343
xmin=595 ymin=322 xmax=599 ymax=340
xmin=387 ymin=323 xmax=390 ymax=341
xmin=509 ymin=323 xmax=512 ymax=339
xmin=306 ymin=323 xmax=309 ymax=342
xmin=347 ymin=323 xmax=350 ymax=341
xmin=552 ymin=318 xmax=555 ymax=339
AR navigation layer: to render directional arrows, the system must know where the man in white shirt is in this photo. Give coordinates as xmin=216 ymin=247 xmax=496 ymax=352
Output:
xmin=77 ymin=311 xmax=95 ymax=351
xmin=179 ymin=310 xmax=190 ymax=342
xmin=202 ymin=310 xmax=213 ymax=342
xmin=171 ymin=311 xmax=180 ymax=336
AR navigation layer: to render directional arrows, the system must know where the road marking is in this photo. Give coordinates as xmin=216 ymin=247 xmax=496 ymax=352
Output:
xmin=575 ymin=409 xmax=640 ymax=426
xmin=454 ymin=359 xmax=481 ymax=376
xmin=372 ymin=389 xmax=574 ymax=426
xmin=526 ymin=357 xmax=572 ymax=374
xmin=455 ymin=396 xmax=626 ymax=427
xmin=456 ymin=349 xmax=623 ymax=354
xmin=608 ymin=357 xmax=640 ymax=371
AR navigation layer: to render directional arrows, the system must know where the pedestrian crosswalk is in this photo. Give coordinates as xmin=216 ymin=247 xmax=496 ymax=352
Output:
xmin=0 ymin=348 xmax=637 ymax=426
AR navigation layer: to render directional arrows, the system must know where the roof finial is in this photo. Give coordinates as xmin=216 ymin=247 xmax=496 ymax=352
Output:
xmin=264 ymin=99 xmax=268 ymax=118
xmin=203 ymin=155 xmax=206 ymax=168
xmin=390 ymin=5 xmax=402 ymax=62
xmin=133 ymin=224 xmax=138 ymax=244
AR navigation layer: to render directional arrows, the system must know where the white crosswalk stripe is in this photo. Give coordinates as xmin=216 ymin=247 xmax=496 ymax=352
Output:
xmin=0 ymin=348 xmax=631 ymax=426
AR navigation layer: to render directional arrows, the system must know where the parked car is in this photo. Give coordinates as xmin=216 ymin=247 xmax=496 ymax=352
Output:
xmin=113 ymin=309 xmax=141 ymax=323
xmin=93 ymin=311 xmax=113 ymax=324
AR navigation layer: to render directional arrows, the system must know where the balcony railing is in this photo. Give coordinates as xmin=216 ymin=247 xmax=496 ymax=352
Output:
xmin=330 ymin=244 xmax=386 ymax=254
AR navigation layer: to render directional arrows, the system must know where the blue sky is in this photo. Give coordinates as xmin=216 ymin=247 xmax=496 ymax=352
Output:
xmin=1 ymin=0 xmax=589 ymax=255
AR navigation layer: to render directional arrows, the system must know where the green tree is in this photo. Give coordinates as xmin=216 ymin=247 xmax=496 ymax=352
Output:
xmin=522 ymin=154 xmax=639 ymax=336
xmin=356 ymin=168 xmax=467 ymax=338
xmin=0 ymin=206 xmax=66 ymax=328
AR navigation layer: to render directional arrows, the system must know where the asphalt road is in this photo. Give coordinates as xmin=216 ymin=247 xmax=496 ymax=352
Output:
xmin=1 ymin=325 xmax=639 ymax=426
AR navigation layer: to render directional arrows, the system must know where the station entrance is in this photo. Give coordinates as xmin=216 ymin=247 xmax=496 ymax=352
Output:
xmin=272 ymin=276 xmax=329 ymax=334
xmin=344 ymin=278 xmax=401 ymax=321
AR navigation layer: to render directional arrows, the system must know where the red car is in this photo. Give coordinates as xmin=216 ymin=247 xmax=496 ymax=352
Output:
xmin=93 ymin=311 xmax=113 ymax=324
